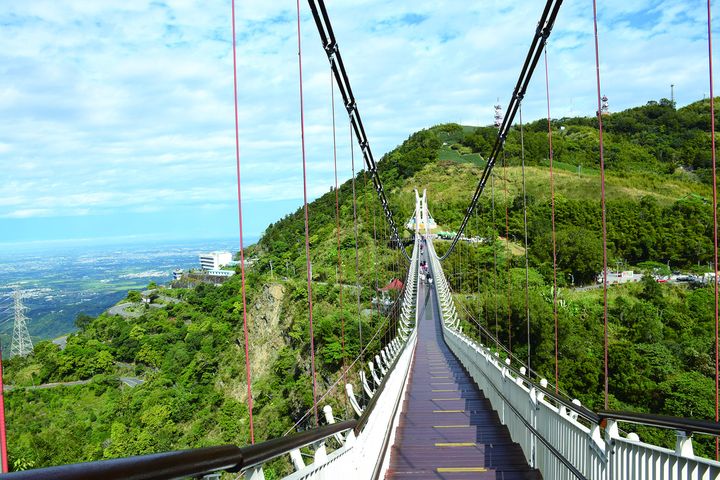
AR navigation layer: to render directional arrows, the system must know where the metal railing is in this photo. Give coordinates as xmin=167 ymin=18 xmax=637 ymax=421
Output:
xmin=428 ymin=235 xmax=720 ymax=480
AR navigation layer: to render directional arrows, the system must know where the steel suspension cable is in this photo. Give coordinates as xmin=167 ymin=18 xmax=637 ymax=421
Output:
xmin=230 ymin=0 xmax=254 ymax=444
xmin=706 ymin=0 xmax=720 ymax=460
xmin=519 ymin=104 xmax=532 ymax=373
xmin=295 ymin=0 xmax=319 ymax=426
xmin=330 ymin=70 xmax=347 ymax=411
xmin=503 ymin=147 xmax=512 ymax=353
xmin=350 ymin=127 xmax=363 ymax=363
xmin=544 ymin=47 xmax=560 ymax=394
xmin=591 ymin=0 xmax=610 ymax=411
xmin=440 ymin=0 xmax=564 ymax=260
xmin=492 ymin=172 xmax=500 ymax=348
xmin=308 ymin=0 xmax=409 ymax=259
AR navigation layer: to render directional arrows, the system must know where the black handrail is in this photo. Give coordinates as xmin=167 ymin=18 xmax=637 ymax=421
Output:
xmin=0 ymin=421 xmax=356 ymax=479
xmin=598 ymin=410 xmax=720 ymax=437
xmin=0 ymin=445 xmax=244 ymax=480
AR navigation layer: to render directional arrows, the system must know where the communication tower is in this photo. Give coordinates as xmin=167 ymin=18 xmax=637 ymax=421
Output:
xmin=11 ymin=290 xmax=33 ymax=357
xmin=600 ymin=95 xmax=609 ymax=115
xmin=494 ymin=101 xmax=503 ymax=129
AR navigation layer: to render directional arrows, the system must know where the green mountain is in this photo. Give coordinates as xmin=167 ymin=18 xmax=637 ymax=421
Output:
xmin=4 ymin=97 xmax=720 ymax=471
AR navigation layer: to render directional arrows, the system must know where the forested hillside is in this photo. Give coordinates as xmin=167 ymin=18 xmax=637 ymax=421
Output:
xmin=4 ymin=97 xmax=720 ymax=470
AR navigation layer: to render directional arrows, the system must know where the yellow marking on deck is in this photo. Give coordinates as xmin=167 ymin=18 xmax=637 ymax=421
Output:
xmin=432 ymin=389 xmax=456 ymax=392
xmin=431 ymin=382 xmax=453 ymax=385
xmin=435 ymin=442 xmax=476 ymax=447
xmin=431 ymin=376 xmax=448 ymax=379
xmin=433 ymin=409 xmax=464 ymax=413
xmin=433 ymin=425 xmax=470 ymax=428
xmin=437 ymin=467 xmax=488 ymax=473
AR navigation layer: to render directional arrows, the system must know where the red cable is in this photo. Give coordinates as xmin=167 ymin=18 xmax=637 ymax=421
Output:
xmin=231 ymin=0 xmax=254 ymax=444
xmin=296 ymin=0 xmax=318 ymax=426
xmin=492 ymin=173 xmax=500 ymax=347
xmin=545 ymin=47 xmax=559 ymax=395
xmin=330 ymin=71 xmax=346 ymax=387
xmin=503 ymin=148 xmax=512 ymax=353
xmin=706 ymin=0 xmax=719 ymax=460
xmin=592 ymin=0 xmax=610 ymax=411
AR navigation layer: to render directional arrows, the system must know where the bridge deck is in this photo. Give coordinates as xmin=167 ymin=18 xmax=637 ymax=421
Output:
xmin=385 ymin=255 xmax=540 ymax=479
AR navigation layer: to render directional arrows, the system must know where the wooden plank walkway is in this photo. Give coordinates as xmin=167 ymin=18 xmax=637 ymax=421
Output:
xmin=385 ymin=253 xmax=541 ymax=480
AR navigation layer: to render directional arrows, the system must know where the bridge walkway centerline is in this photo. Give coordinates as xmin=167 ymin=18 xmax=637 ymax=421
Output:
xmin=385 ymin=247 xmax=540 ymax=479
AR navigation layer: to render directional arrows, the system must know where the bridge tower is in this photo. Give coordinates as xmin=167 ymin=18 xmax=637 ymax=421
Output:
xmin=11 ymin=290 xmax=33 ymax=358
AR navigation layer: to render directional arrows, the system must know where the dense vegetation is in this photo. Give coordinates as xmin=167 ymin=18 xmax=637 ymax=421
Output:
xmin=429 ymin=98 xmax=720 ymax=456
xmin=4 ymin=97 xmax=720 ymax=469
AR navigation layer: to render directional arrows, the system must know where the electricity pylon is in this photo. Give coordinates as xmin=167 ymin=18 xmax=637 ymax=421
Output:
xmin=11 ymin=290 xmax=33 ymax=357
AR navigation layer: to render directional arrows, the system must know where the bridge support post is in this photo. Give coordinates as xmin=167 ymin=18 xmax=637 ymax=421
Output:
xmin=245 ymin=466 xmax=265 ymax=480
xmin=313 ymin=442 xmax=328 ymax=465
xmin=674 ymin=431 xmax=695 ymax=459
xmin=290 ymin=449 xmax=305 ymax=471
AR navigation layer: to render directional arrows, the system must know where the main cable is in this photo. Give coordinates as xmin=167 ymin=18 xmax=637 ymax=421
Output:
xmin=440 ymin=0 xmax=564 ymax=260
xmin=308 ymin=0 xmax=409 ymax=260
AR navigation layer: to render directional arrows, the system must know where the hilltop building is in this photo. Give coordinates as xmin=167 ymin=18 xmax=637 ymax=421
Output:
xmin=199 ymin=251 xmax=233 ymax=271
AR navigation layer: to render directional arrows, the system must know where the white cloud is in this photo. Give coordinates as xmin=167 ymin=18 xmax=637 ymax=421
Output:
xmin=1 ymin=0 xmax=719 ymax=239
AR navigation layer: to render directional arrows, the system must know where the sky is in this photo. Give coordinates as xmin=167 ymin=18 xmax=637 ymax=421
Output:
xmin=1 ymin=0 xmax=718 ymax=250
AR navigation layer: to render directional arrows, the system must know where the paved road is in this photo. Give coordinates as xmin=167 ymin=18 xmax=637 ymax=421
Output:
xmin=4 ymin=380 xmax=90 ymax=391
xmin=107 ymin=302 xmax=142 ymax=318
xmin=120 ymin=377 xmax=144 ymax=388
xmin=5 ymin=376 xmax=144 ymax=391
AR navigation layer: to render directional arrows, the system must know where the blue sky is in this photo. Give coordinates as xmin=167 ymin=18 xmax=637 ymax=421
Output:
xmin=1 ymin=0 xmax=718 ymax=249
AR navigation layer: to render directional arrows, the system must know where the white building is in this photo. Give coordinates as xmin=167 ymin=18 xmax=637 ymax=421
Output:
xmin=207 ymin=269 xmax=236 ymax=277
xmin=199 ymin=251 xmax=233 ymax=271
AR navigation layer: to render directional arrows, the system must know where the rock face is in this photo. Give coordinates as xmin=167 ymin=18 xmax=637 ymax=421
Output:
xmin=229 ymin=283 xmax=287 ymax=403
xmin=250 ymin=283 xmax=287 ymax=373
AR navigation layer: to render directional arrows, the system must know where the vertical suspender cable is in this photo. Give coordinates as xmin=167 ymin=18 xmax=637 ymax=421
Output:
xmin=706 ymin=0 xmax=720 ymax=460
xmin=544 ymin=47 xmax=560 ymax=394
xmin=330 ymin=70 xmax=347 ymax=406
xmin=520 ymin=105 xmax=532 ymax=373
xmin=591 ymin=0 xmax=610 ymax=410
xmin=230 ymin=0 xmax=254 ymax=444
xmin=503 ymin=147 xmax=512 ymax=353
xmin=295 ymin=0 xmax=318 ymax=426
xmin=350 ymin=127 xmax=363 ymax=363
xmin=492 ymin=172 xmax=499 ymax=347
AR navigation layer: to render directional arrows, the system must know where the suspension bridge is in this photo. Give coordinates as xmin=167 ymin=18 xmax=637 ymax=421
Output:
xmin=4 ymin=0 xmax=720 ymax=479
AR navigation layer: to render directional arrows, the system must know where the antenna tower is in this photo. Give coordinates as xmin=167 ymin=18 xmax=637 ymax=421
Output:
xmin=11 ymin=291 xmax=33 ymax=357
xmin=600 ymin=95 xmax=609 ymax=115
xmin=494 ymin=100 xmax=504 ymax=129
